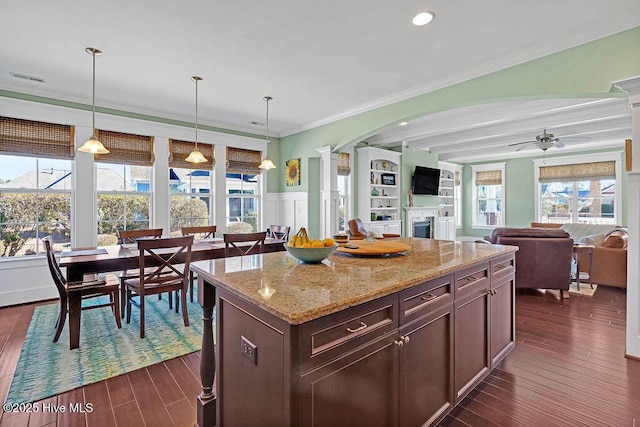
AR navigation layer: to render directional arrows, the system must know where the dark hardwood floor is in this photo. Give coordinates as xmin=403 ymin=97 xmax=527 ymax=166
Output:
xmin=1 ymin=286 xmax=638 ymax=426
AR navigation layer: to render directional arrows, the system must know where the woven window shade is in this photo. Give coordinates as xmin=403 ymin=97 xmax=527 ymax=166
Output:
xmin=0 ymin=116 xmax=75 ymax=159
xmin=94 ymin=130 xmax=154 ymax=166
xmin=337 ymin=152 xmax=351 ymax=176
xmin=475 ymin=170 xmax=502 ymax=186
xmin=539 ymin=161 xmax=615 ymax=183
xmin=226 ymin=147 xmax=261 ymax=174
xmin=169 ymin=139 xmax=215 ymax=170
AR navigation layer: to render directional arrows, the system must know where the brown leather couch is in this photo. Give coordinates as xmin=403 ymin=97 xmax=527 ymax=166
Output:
xmin=531 ymin=223 xmax=627 ymax=289
xmin=488 ymin=227 xmax=573 ymax=292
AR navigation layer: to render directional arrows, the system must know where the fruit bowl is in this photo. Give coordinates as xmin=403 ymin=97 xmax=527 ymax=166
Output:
xmin=284 ymin=244 xmax=338 ymax=263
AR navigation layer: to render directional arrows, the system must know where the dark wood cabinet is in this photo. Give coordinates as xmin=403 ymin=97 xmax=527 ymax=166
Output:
xmin=209 ymin=255 xmax=514 ymax=427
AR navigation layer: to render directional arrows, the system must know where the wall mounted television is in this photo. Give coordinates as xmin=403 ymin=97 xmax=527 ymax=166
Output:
xmin=412 ymin=166 xmax=440 ymax=195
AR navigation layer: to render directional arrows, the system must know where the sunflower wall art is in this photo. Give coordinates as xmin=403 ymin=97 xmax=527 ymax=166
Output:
xmin=285 ymin=158 xmax=301 ymax=186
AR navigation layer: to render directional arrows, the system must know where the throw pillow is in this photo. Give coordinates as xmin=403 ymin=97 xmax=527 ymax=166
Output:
xmin=603 ymin=231 xmax=627 ymax=248
xmin=575 ymin=233 xmax=606 ymax=247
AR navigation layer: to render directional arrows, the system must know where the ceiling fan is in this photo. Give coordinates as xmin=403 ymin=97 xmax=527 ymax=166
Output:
xmin=508 ymin=129 xmax=590 ymax=151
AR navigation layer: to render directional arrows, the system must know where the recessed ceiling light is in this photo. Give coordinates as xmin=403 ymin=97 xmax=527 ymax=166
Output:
xmin=398 ymin=121 xmax=408 ymax=126
xmin=412 ymin=11 xmax=435 ymax=26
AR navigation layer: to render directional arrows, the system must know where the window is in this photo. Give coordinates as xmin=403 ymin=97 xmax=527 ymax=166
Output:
xmin=472 ymin=163 xmax=505 ymax=227
xmin=168 ymin=140 xmax=215 ymax=235
xmin=0 ymin=116 xmax=74 ymax=257
xmin=535 ymin=155 xmax=619 ymax=225
xmin=226 ymin=147 xmax=261 ymax=232
xmin=95 ymin=130 xmax=154 ymax=243
xmin=337 ymin=152 xmax=351 ymax=232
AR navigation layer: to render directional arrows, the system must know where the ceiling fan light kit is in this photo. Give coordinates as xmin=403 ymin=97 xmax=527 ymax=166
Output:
xmin=508 ymin=129 xmax=590 ymax=152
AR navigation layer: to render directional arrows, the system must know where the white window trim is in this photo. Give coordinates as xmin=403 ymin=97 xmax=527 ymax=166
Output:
xmin=533 ymin=152 xmax=623 ymax=224
xmin=471 ymin=162 xmax=506 ymax=229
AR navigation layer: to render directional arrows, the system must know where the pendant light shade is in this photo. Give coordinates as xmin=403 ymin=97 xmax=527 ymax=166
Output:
xmin=78 ymin=47 xmax=109 ymax=155
xmin=258 ymin=96 xmax=276 ymax=170
xmin=186 ymin=76 xmax=208 ymax=164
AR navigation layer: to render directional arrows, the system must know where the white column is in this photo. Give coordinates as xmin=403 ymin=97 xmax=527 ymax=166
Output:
xmin=613 ymin=76 xmax=640 ymax=359
xmin=214 ymin=144 xmax=227 ymax=234
xmin=73 ymin=126 xmax=97 ymax=248
xmin=153 ymin=137 xmax=170 ymax=236
xmin=316 ymin=146 xmax=340 ymax=237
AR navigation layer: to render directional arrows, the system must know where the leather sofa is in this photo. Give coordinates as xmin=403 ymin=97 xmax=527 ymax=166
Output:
xmin=531 ymin=223 xmax=627 ymax=289
xmin=488 ymin=227 xmax=574 ymax=292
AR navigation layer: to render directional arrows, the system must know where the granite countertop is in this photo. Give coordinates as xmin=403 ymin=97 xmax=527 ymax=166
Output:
xmin=191 ymin=237 xmax=517 ymax=325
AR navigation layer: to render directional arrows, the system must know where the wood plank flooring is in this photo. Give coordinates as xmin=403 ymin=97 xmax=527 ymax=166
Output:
xmin=1 ymin=286 xmax=638 ymax=426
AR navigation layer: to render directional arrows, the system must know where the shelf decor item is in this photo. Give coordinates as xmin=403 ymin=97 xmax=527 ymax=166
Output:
xmin=381 ymin=173 xmax=395 ymax=186
xmin=285 ymin=158 xmax=300 ymax=186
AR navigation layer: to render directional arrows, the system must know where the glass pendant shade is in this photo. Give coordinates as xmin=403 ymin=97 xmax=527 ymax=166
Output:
xmin=258 ymin=157 xmax=276 ymax=170
xmin=185 ymin=147 xmax=208 ymax=163
xmin=79 ymin=135 xmax=109 ymax=154
xmin=79 ymin=47 xmax=109 ymax=155
xmin=186 ymin=75 xmax=207 ymax=163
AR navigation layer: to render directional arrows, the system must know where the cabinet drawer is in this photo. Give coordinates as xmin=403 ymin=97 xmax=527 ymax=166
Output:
xmin=490 ymin=254 xmax=515 ymax=283
xmin=454 ymin=262 xmax=489 ymax=297
xmin=399 ymin=274 xmax=453 ymax=325
xmin=299 ymin=294 xmax=397 ymax=372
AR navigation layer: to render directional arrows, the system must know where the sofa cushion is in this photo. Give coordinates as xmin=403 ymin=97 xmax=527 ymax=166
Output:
xmin=559 ymin=223 xmax=619 ymax=241
xmin=575 ymin=233 xmax=606 ymax=247
xmin=603 ymin=231 xmax=628 ymax=248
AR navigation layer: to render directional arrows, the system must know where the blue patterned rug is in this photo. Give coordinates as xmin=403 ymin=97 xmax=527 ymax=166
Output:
xmin=5 ymin=295 xmax=209 ymax=405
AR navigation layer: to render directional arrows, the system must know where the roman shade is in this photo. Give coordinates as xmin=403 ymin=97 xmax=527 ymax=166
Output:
xmin=0 ymin=116 xmax=75 ymax=159
xmin=169 ymin=139 xmax=215 ymax=170
xmin=475 ymin=170 xmax=502 ymax=186
xmin=94 ymin=130 xmax=154 ymax=166
xmin=337 ymin=152 xmax=351 ymax=176
xmin=226 ymin=147 xmax=261 ymax=174
xmin=539 ymin=161 xmax=615 ymax=183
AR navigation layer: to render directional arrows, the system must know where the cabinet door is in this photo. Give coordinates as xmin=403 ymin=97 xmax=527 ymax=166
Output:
xmin=454 ymin=289 xmax=490 ymax=402
xmin=399 ymin=304 xmax=454 ymax=427
xmin=298 ymin=334 xmax=398 ymax=427
xmin=490 ymin=276 xmax=515 ymax=367
xmin=387 ymin=222 xmax=402 ymax=235
xmin=370 ymin=223 xmax=386 ymax=235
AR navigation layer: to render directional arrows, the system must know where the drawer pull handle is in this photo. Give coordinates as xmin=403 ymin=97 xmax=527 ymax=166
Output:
xmin=465 ymin=275 xmax=480 ymax=282
xmin=394 ymin=339 xmax=404 ymax=347
xmin=496 ymin=264 xmax=508 ymax=271
xmin=346 ymin=322 xmax=367 ymax=333
xmin=421 ymin=293 xmax=436 ymax=301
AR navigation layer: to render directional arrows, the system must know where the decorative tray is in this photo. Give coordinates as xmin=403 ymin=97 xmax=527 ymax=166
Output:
xmin=335 ymin=241 xmax=411 ymax=257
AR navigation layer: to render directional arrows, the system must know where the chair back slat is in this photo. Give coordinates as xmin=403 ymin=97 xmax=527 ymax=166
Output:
xmin=223 ymin=232 xmax=267 ymax=256
xmin=181 ymin=225 xmax=217 ymax=239
xmin=43 ymin=237 xmax=67 ymax=297
xmin=136 ymin=236 xmax=194 ymax=293
xmin=117 ymin=228 xmax=163 ymax=244
xmin=269 ymin=225 xmax=290 ymax=241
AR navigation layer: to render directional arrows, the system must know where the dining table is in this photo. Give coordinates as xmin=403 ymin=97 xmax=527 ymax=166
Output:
xmin=58 ymin=237 xmax=285 ymax=349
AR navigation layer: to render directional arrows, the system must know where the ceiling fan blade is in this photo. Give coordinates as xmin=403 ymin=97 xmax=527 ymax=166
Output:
xmin=508 ymin=140 xmax=537 ymax=147
xmin=553 ymin=141 xmax=565 ymax=148
xmin=556 ymin=136 xmax=590 ymax=143
xmin=515 ymin=144 xmax=533 ymax=152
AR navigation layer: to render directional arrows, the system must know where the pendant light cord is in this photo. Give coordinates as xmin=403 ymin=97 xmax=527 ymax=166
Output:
xmin=194 ymin=77 xmax=199 ymax=150
xmin=91 ymin=50 xmax=96 ymax=136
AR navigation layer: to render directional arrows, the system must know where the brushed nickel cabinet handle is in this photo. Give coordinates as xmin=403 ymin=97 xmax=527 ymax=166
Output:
xmin=346 ymin=321 xmax=367 ymax=333
xmin=402 ymin=335 xmax=410 ymax=344
xmin=421 ymin=293 xmax=436 ymax=301
xmin=394 ymin=339 xmax=404 ymax=347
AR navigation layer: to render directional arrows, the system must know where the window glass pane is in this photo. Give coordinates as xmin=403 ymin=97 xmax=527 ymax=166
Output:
xmin=0 ymin=155 xmax=72 ymax=257
xmin=225 ymin=172 xmax=259 ymax=232
xmin=170 ymin=195 xmax=211 ymax=235
xmin=538 ymin=178 xmax=615 ymax=225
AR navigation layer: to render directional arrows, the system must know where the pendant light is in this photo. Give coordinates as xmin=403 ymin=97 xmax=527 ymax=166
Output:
xmin=258 ymin=96 xmax=276 ymax=170
xmin=78 ymin=47 xmax=109 ymax=154
xmin=185 ymin=76 xmax=208 ymax=164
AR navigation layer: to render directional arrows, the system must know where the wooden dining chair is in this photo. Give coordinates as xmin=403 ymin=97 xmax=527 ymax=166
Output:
xmin=223 ymin=231 xmax=267 ymax=257
xmin=181 ymin=225 xmax=217 ymax=301
xmin=44 ymin=237 xmax=121 ymax=345
xmin=124 ymin=235 xmax=194 ymax=338
xmin=117 ymin=228 xmax=164 ymax=317
xmin=268 ymin=225 xmax=291 ymax=241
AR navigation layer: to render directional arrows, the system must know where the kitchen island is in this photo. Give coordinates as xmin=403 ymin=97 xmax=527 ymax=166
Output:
xmin=191 ymin=237 xmax=517 ymax=427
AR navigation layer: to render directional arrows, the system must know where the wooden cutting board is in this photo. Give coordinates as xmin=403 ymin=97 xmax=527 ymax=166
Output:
xmin=336 ymin=241 xmax=411 ymax=255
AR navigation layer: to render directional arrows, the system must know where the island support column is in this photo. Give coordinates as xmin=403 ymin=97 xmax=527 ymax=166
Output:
xmin=197 ymin=276 xmax=216 ymax=426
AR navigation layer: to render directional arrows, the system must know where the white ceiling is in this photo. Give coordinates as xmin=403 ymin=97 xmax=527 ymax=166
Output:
xmin=1 ymin=0 xmax=639 ymax=160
